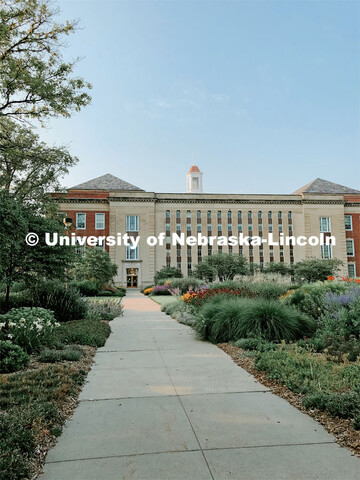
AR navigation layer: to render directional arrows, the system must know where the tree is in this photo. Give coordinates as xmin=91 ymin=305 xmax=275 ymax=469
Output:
xmin=198 ymin=253 xmax=248 ymax=282
xmin=0 ymin=191 xmax=75 ymax=303
xmin=293 ymin=258 xmax=343 ymax=283
xmin=72 ymin=247 xmax=118 ymax=290
xmin=194 ymin=261 xmax=216 ymax=283
xmin=0 ymin=118 xmax=76 ymax=208
xmin=154 ymin=266 xmax=182 ymax=285
xmin=0 ymin=0 xmax=91 ymax=121
xmin=263 ymin=262 xmax=293 ymax=276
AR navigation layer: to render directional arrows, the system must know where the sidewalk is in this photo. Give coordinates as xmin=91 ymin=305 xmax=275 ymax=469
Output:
xmin=40 ymin=291 xmax=360 ymax=480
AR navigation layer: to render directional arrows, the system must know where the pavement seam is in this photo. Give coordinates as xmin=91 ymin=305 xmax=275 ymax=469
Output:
xmin=45 ymin=441 xmax=337 ymax=465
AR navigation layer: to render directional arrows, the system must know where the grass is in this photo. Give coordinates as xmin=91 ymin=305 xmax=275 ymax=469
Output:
xmin=149 ymin=295 xmax=178 ymax=307
xmin=85 ymin=297 xmax=123 ymax=304
xmin=38 ymin=346 xmax=83 ymax=363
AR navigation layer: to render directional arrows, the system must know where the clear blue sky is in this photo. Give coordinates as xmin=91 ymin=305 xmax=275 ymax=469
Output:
xmin=40 ymin=0 xmax=360 ymax=194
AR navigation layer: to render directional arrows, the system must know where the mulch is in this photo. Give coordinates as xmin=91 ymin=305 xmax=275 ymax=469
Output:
xmin=217 ymin=342 xmax=360 ymax=458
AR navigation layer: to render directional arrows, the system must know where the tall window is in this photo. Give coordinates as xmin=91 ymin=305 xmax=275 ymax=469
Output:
xmin=207 ymin=210 xmax=211 ymax=220
xmin=248 ymin=211 xmax=252 ymax=219
xmin=258 ymin=211 xmax=262 ymax=219
xmin=348 ymin=264 xmax=356 ymax=278
xmin=126 ymin=245 xmax=138 ymax=260
xmin=95 ymin=213 xmax=105 ymax=230
xmin=345 ymin=215 xmax=353 ymax=231
xmin=197 ymin=210 xmax=201 ymax=219
xmin=126 ymin=215 xmax=138 ymax=231
xmin=166 ymin=210 xmax=170 ymax=218
xmin=186 ymin=210 xmax=191 ymax=218
xmin=268 ymin=211 xmax=272 ymax=219
xmin=346 ymin=239 xmax=355 ymax=256
xmin=321 ymin=245 xmax=332 ymax=259
xmin=228 ymin=210 xmax=232 ymax=220
xmin=176 ymin=210 xmax=181 ymax=219
xmin=320 ymin=217 xmax=331 ymax=233
xmin=278 ymin=211 xmax=282 ymax=219
xmin=76 ymin=213 xmax=86 ymax=229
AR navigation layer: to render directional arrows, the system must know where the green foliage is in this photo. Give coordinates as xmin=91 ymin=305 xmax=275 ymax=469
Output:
xmin=0 ymin=307 xmax=58 ymax=353
xmin=164 ymin=277 xmax=204 ymax=294
xmin=0 ymin=292 xmax=31 ymax=313
xmin=196 ymin=253 xmax=248 ymax=282
xmin=0 ymin=364 xmax=87 ymax=480
xmin=30 ymin=280 xmax=88 ymax=323
xmin=0 ymin=118 xmax=77 ymax=208
xmin=39 ymin=346 xmax=83 ymax=363
xmin=154 ymin=266 xmax=182 ymax=285
xmin=293 ymin=258 xmax=342 ymax=283
xmin=234 ymin=338 xmax=277 ymax=352
xmin=303 ymin=392 xmax=360 ymax=428
xmin=195 ymin=297 xmax=314 ymax=343
xmin=0 ymin=192 xmax=75 ymax=302
xmin=193 ymin=261 xmax=216 ymax=282
xmin=283 ymin=282 xmax=349 ymax=319
xmin=56 ymin=318 xmax=111 ymax=347
xmin=254 ymin=347 xmax=360 ymax=394
xmin=162 ymin=300 xmax=186 ymax=316
xmin=69 ymin=280 xmax=99 ymax=297
xmin=0 ymin=340 xmax=29 ymax=373
xmin=0 ymin=0 xmax=91 ymax=121
xmin=72 ymin=247 xmax=117 ymax=290
xmin=263 ymin=262 xmax=293 ymax=276
xmin=85 ymin=299 xmax=123 ymax=321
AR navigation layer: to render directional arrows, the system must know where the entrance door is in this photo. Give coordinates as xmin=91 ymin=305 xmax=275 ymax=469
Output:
xmin=126 ymin=268 xmax=139 ymax=288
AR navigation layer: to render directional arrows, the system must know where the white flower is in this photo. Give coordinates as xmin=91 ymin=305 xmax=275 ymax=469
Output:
xmin=7 ymin=334 xmax=14 ymax=339
xmin=19 ymin=318 xmax=26 ymax=323
xmin=0 ymin=322 xmax=6 ymax=329
xmin=55 ymin=323 xmax=60 ymax=327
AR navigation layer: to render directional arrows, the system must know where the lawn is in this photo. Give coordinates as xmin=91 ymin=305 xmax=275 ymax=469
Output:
xmin=149 ymin=295 xmax=177 ymax=307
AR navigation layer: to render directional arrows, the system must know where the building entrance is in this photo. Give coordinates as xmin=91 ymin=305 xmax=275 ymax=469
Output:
xmin=126 ymin=268 xmax=138 ymax=288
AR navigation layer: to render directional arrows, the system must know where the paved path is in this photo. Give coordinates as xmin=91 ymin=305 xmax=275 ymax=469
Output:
xmin=41 ymin=291 xmax=360 ymax=480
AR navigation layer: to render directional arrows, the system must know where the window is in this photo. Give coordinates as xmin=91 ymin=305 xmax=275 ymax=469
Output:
xmin=228 ymin=224 xmax=232 ymax=231
xmin=207 ymin=210 xmax=211 ymax=220
xmin=345 ymin=215 xmax=353 ymax=231
xmin=238 ymin=224 xmax=242 ymax=232
xmin=176 ymin=224 xmax=181 ymax=232
xmin=320 ymin=217 xmax=331 ymax=233
xmin=289 ymin=224 xmax=293 ymax=232
xmin=166 ymin=224 xmax=170 ymax=231
xmin=187 ymin=224 xmax=191 ymax=231
xmin=278 ymin=211 xmax=282 ymax=219
xmin=217 ymin=211 xmax=221 ymax=219
xmin=259 ymin=224 xmax=263 ymax=232
xmin=346 ymin=239 xmax=355 ymax=256
xmin=126 ymin=215 xmax=138 ymax=231
xmin=197 ymin=224 xmax=201 ymax=232
xmin=197 ymin=210 xmax=201 ymax=219
xmin=258 ymin=211 xmax=262 ymax=219
xmin=238 ymin=211 xmax=242 ymax=221
xmin=207 ymin=224 xmax=211 ymax=231
xmin=321 ymin=245 xmax=332 ymax=259
xmin=186 ymin=210 xmax=191 ymax=218
xmin=228 ymin=210 xmax=232 ymax=219
xmin=269 ymin=224 xmax=273 ymax=232
xmin=268 ymin=211 xmax=272 ymax=219
xmin=95 ymin=213 xmax=105 ymax=230
xmin=279 ymin=224 xmax=283 ymax=232
xmin=248 ymin=211 xmax=252 ymax=219
xmin=76 ymin=213 xmax=86 ymax=229
xmin=348 ymin=264 xmax=356 ymax=278
xmin=166 ymin=210 xmax=170 ymax=218
xmin=288 ymin=211 xmax=292 ymax=219
xmin=176 ymin=210 xmax=181 ymax=218
xmin=248 ymin=224 xmax=253 ymax=232
xmin=126 ymin=245 xmax=138 ymax=260
xmin=94 ymin=239 xmax=106 ymax=250
xmin=218 ymin=224 xmax=222 ymax=231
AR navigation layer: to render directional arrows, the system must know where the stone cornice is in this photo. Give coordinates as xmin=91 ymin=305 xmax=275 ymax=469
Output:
xmin=55 ymin=198 xmax=109 ymax=204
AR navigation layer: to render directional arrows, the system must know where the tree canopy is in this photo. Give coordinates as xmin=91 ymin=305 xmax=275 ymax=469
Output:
xmin=195 ymin=253 xmax=248 ymax=282
xmin=72 ymin=247 xmax=118 ymax=289
xmin=293 ymin=258 xmax=343 ymax=283
xmin=0 ymin=0 xmax=91 ymax=121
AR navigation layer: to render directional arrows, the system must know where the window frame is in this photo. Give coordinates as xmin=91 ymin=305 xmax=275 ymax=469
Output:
xmin=320 ymin=217 xmax=331 ymax=233
xmin=76 ymin=212 xmax=86 ymax=230
xmin=95 ymin=213 xmax=105 ymax=230
xmin=126 ymin=215 xmax=139 ymax=232
xmin=344 ymin=215 xmax=353 ymax=231
xmin=346 ymin=238 xmax=355 ymax=257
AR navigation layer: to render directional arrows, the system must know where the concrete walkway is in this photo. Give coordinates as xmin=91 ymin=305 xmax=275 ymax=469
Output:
xmin=41 ymin=291 xmax=360 ymax=480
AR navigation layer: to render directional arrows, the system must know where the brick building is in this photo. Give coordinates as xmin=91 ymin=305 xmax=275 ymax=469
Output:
xmin=55 ymin=169 xmax=360 ymax=288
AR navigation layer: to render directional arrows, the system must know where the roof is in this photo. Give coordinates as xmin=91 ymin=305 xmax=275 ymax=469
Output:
xmin=188 ymin=165 xmax=200 ymax=173
xmin=70 ymin=173 xmax=144 ymax=191
xmin=293 ymin=178 xmax=360 ymax=195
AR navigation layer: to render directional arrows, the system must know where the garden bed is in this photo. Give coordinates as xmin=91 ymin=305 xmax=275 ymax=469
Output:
xmin=218 ymin=342 xmax=360 ymax=457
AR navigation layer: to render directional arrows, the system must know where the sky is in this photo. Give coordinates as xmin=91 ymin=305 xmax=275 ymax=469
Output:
xmin=39 ymin=0 xmax=360 ymax=194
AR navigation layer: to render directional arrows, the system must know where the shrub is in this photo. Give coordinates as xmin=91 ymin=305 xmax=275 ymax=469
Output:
xmin=85 ymin=300 xmax=123 ymax=321
xmin=56 ymin=318 xmax=111 ymax=347
xmin=0 ymin=291 xmax=31 ymax=314
xmin=254 ymin=347 xmax=360 ymax=394
xmin=165 ymin=277 xmax=204 ymax=294
xmin=194 ymin=297 xmax=315 ymax=343
xmin=154 ymin=266 xmax=182 ymax=285
xmin=303 ymin=392 xmax=360 ymax=428
xmin=0 ymin=307 xmax=59 ymax=353
xmin=30 ymin=280 xmax=88 ymax=322
xmin=143 ymin=287 xmax=154 ymax=295
xmin=293 ymin=258 xmax=343 ymax=283
xmin=68 ymin=280 xmax=99 ymax=297
xmin=39 ymin=346 xmax=83 ymax=363
xmin=162 ymin=301 xmax=186 ymax=316
xmin=234 ymin=338 xmax=277 ymax=352
xmin=0 ymin=341 xmax=29 ymax=373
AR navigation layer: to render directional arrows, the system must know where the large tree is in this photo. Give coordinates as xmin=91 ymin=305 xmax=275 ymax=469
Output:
xmin=0 ymin=117 xmax=76 ymax=207
xmin=72 ymin=247 xmax=118 ymax=290
xmin=195 ymin=253 xmax=248 ymax=282
xmin=0 ymin=0 xmax=91 ymax=121
xmin=0 ymin=191 xmax=75 ymax=303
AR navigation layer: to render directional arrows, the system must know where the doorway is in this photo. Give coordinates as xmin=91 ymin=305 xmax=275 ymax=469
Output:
xmin=126 ymin=268 xmax=138 ymax=288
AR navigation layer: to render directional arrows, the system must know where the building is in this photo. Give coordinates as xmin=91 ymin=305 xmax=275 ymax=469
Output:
xmin=54 ymin=167 xmax=360 ymax=288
